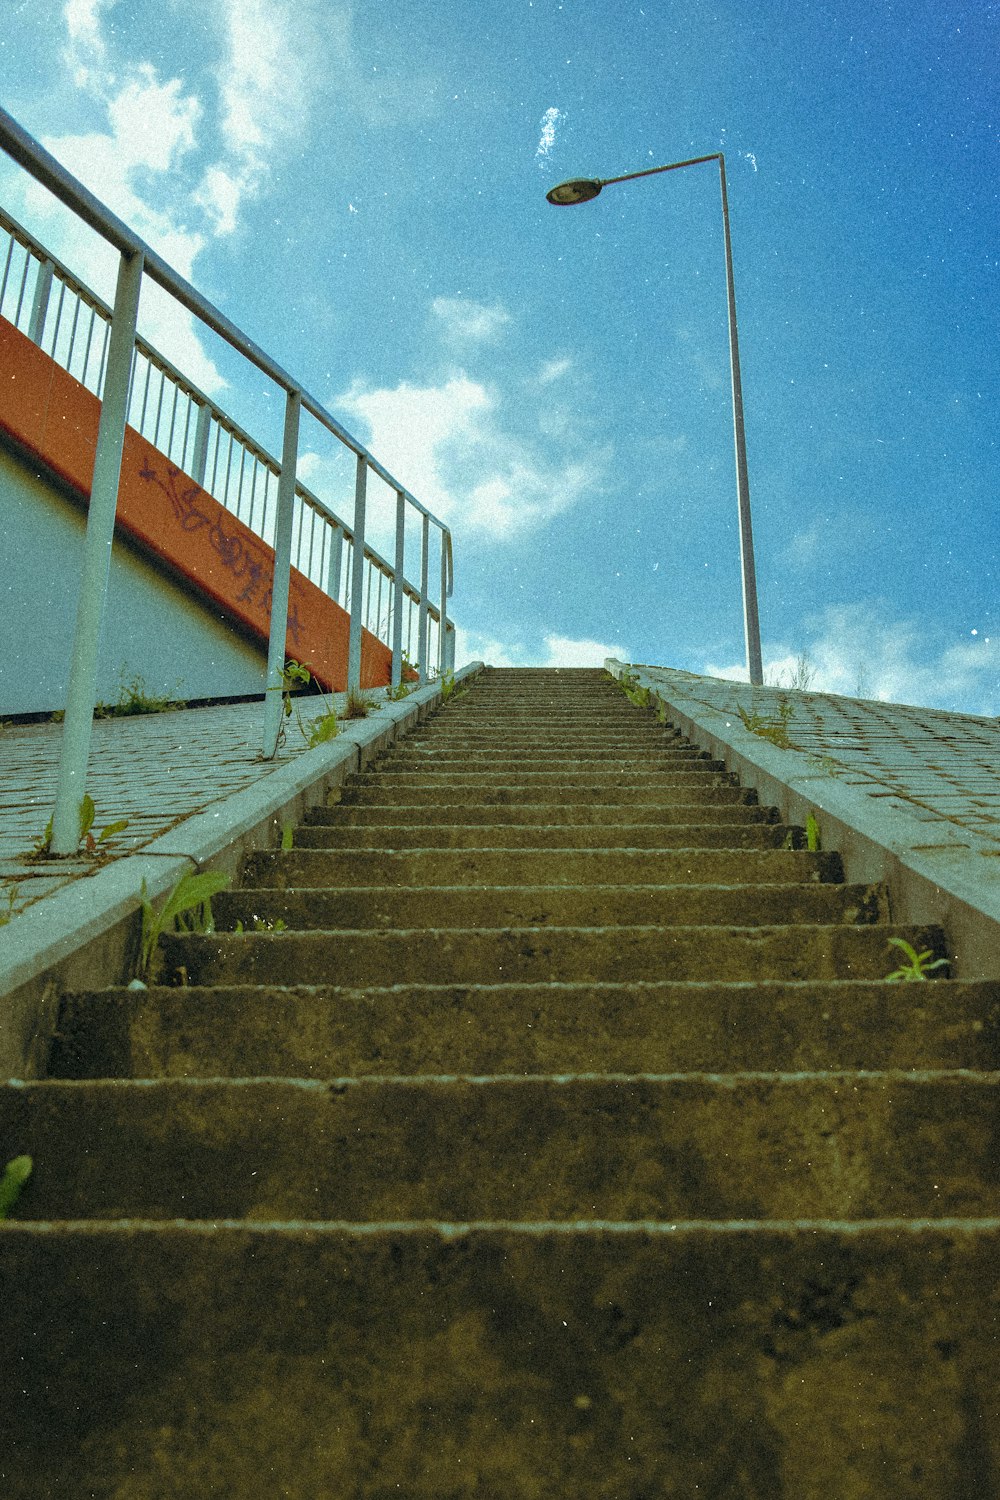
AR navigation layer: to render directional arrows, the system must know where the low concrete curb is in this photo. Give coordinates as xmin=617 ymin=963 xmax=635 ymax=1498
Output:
xmin=607 ymin=661 xmax=1000 ymax=979
xmin=0 ymin=665 xmax=482 ymax=1075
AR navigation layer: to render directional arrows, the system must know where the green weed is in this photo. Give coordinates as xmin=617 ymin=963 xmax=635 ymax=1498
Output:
xmin=344 ymin=689 xmax=371 ymax=719
xmin=276 ymin=661 xmax=339 ymax=746
xmin=281 ymin=822 xmax=294 ymax=852
xmin=233 ymin=915 xmax=288 ymax=934
xmin=29 ymin=797 xmax=129 ymax=859
xmin=0 ymin=1155 xmax=32 ymax=1221
xmin=618 ymin=668 xmax=653 ymax=709
xmin=806 ymin=813 xmax=822 ymax=852
xmin=885 ymin=937 xmax=949 ymax=982
xmin=0 ymin=883 xmax=22 ymax=927
xmin=138 ymin=869 xmax=231 ymax=982
xmin=737 ymin=698 xmax=794 ymax=750
xmin=95 ymin=672 xmax=180 ymax=718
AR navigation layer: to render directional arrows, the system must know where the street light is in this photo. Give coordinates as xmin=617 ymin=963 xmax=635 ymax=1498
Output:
xmin=547 ymin=153 xmax=764 ymax=686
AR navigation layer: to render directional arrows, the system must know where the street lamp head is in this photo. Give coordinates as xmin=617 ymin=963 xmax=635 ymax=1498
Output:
xmin=546 ymin=177 xmax=604 ymax=206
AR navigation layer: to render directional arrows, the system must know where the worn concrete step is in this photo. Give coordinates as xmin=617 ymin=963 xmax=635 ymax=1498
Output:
xmin=50 ymin=979 xmax=1000 ymax=1080
xmin=292 ymin=821 xmax=799 ymax=850
xmin=342 ymin=768 xmax=734 ymax=791
xmin=158 ymin=921 xmax=947 ymax=987
xmin=245 ymin=845 xmax=843 ymax=889
xmin=2 ymin=1219 xmax=996 ymax=1498
xmin=400 ymin=731 xmax=683 ymax=746
xmin=381 ymin=747 xmax=707 ymax=767
xmin=0 ymin=1073 xmax=992 ymax=1221
xmin=332 ymin=783 xmax=754 ymax=810
xmin=320 ymin=800 xmax=772 ymax=828
xmin=213 ymin=881 xmax=888 ymax=934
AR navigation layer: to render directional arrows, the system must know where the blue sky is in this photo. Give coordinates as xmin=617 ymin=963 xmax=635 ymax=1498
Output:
xmin=1 ymin=0 xmax=997 ymax=710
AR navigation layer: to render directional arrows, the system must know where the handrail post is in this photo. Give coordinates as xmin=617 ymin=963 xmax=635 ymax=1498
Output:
xmin=27 ymin=256 xmax=53 ymax=346
xmin=261 ymin=388 xmax=301 ymax=759
xmin=391 ymin=490 xmax=405 ymax=688
xmin=326 ymin=522 xmax=344 ymax=604
xmin=191 ymin=401 xmax=211 ymax=487
xmin=417 ymin=512 xmax=430 ymax=684
xmin=346 ymin=455 xmax=367 ymax=694
xmin=49 ymin=246 xmax=143 ymax=854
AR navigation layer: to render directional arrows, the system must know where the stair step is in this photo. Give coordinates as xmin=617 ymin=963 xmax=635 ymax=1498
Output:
xmin=292 ymin=821 xmax=800 ymax=850
xmin=50 ymin=980 xmax=1000 ymax=1080
xmin=334 ymin=786 xmax=749 ymax=810
xmin=343 ymin=767 xmax=733 ymax=789
xmin=213 ymin=882 xmax=888 ymax=932
xmin=158 ymin=922 xmax=947 ymax=987
xmin=2 ymin=1218 xmax=995 ymax=1497
xmin=2 ymin=1072 xmax=992 ymax=1221
xmin=244 ymin=846 xmax=844 ymax=887
xmin=320 ymin=799 xmax=768 ymax=828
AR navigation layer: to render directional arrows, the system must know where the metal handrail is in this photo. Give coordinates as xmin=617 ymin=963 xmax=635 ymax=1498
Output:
xmin=0 ymin=105 xmax=456 ymax=854
xmin=0 ymin=203 xmax=444 ymax=630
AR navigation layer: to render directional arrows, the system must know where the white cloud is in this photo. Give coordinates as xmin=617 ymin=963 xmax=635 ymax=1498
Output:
xmin=703 ymin=603 xmax=1000 ymax=715
xmin=432 ymin=296 xmax=511 ymax=344
xmin=536 ymin=106 xmax=565 ymax=163
xmin=455 ymin=628 xmax=628 ymax=669
xmin=338 ymin=371 xmax=609 ymax=538
xmin=63 ymin=0 xmax=112 ymax=84
xmin=536 ymin=356 xmax=572 ymax=385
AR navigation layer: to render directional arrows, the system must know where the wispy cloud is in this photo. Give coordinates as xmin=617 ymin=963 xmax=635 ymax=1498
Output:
xmin=536 ymin=105 xmax=565 ymax=165
xmin=432 ymin=296 xmax=511 ymax=344
xmin=702 ymin=602 xmax=1000 ymax=715
xmin=338 ymin=368 xmax=606 ymax=538
xmin=456 ymin=627 xmax=628 ymax=668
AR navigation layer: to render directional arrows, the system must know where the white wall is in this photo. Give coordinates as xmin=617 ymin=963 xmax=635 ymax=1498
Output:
xmin=0 ymin=442 xmax=267 ymax=715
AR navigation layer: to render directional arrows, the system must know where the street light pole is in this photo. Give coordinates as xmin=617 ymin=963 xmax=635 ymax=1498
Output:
xmin=547 ymin=153 xmax=764 ymax=686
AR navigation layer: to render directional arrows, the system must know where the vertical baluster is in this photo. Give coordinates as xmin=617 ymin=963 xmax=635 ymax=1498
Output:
xmin=391 ymin=490 xmax=405 ymax=688
xmin=0 ymin=234 xmax=15 ymax=310
xmin=166 ymin=380 xmax=181 ymax=463
xmin=326 ymin=519 xmax=343 ymax=604
xmin=12 ymin=247 xmax=30 ymax=326
xmin=417 ymin=512 xmax=430 ymax=684
xmin=49 ymin=281 xmax=67 ymax=365
xmin=95 ymin=316 xmax=111 ymax=395
xmin=346 ymin=456 xmax=368 ymax=694
xmin=234 ymin=443 xmax=248 ymax=518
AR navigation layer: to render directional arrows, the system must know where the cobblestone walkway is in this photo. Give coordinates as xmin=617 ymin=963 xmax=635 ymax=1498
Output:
xmin=632 ymin=667 xmax=1000 ymax=848
xmin=0 ymin=697 xmax=348 ymax=915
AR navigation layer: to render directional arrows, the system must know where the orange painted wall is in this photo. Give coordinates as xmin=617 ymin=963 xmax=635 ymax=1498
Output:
xmin=0 ymin=316 xmax=392 ymax=691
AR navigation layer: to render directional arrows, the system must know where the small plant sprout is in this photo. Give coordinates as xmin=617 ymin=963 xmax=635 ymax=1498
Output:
xmin=275 ymin=661 xmax=339 ymax=746
xmin=30 ymin=797 xmax=128 ymax=859
xmin=885 ymin=937 xmax=949 ymax=982
xmin=805 ymin=814 xmax=822 ymax=853
xmin=281 ymin=822 xmax=295 ymax=852
xmin=0 ymin=1155 xmax=32 ymax=1221
xmin=233 ymin=915 xmax=288 ymax=934
xmin=0 ymin=883 xmax=22 ymax=927
xmin=737 ymin=698 xmax=794 ymax=750
xmin=94 ymin=671 xmax=180 ymax=718
xmin=138 ymin=869 xmax=231 ymax=982
xmin=344 ymin=689 xmax=371 ymax=719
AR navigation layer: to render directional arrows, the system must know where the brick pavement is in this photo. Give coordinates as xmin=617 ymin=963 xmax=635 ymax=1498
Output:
xmin=628 ymin=666 xmax=1000 ymax=848
xmin=0 ymin=695 xmax=359 ymax=918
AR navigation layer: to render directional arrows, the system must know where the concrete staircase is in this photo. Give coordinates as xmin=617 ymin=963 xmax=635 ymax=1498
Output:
xmin=3 ymin=666 xmax=999 ymax=1496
